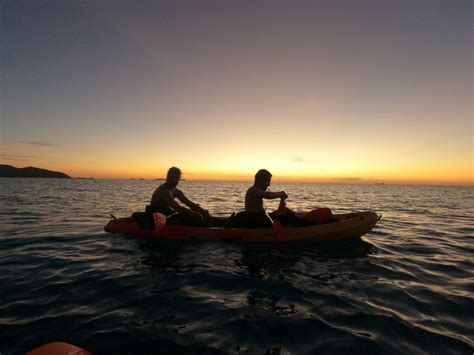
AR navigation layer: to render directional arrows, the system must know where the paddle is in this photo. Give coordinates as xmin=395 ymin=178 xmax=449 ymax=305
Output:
xmin=276 ymin=197 xmax=287 ymax=215
xmin=271 ymin=197 xmax=287 ymax=231
xmin=153 ymin=212 xmax=167 ymax=232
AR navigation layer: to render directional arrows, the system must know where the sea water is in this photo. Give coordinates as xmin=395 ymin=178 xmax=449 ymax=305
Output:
xmin=0 ymin=178 xmax=472 ymax=354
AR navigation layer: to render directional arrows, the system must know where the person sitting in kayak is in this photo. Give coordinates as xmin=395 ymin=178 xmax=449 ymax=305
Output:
xmin=245 ymin=169 xmax=288 ymax=212
xmin=234 ymin=169 xmax=288 ymax=228
xmin=237 ymin=169 xmax=333 ymax=228
xmin=147 ymin=167 xmax=211 ymax=225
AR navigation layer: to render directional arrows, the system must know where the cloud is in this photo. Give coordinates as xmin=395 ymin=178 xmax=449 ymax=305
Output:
xmin=291 ymin=156 xmax=305 ymax=164
xmin=0 ymin=154 xmax=42 ymax=161
xmin=20 ymin=140 xmax=56 ymax=147
xmin=332 ymin=177 xmax=363 ymax=181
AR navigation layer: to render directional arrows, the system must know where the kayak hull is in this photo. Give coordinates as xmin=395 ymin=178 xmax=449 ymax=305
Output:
xmin=104 ymin=211 xmax=380 ymax=244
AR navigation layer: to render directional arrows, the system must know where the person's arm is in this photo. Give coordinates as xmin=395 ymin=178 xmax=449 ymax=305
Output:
xmin=175 ymin=189 xmax=208 ymax=215
xmin=159 ymin=189 xmax=191 ymax=214
xmin=261 ymin=190 xmax=288 ymax=200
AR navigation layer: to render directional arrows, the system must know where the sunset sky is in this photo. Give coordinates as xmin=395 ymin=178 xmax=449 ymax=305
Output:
xmin=1 ymin=0 xmax=472 ymax=185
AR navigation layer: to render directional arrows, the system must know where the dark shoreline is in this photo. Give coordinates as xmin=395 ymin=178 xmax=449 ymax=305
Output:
xmin=0 ymin=164 xmax=71 ymax=178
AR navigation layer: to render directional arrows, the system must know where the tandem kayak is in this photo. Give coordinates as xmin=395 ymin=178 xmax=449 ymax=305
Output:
xmin=104 ymin=211 xmax=380 ymax=244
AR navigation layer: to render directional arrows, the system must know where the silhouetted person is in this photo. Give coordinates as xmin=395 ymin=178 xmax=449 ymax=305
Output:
xmin=241 ymin=169 xmax=313 ymax=228
xmin=148 ymin=167 xmax=211 ymax=225
xmin=245 ymin=169 xmax=288 ymax=212
xmin=234 ymin=169 xmax=287 ymax=228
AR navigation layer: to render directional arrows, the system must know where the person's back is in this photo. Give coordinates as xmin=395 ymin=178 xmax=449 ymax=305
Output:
xmin=150 ymin=183 xmax=177 ymax=210
xmin=245 ymin=185 xmax=266 ymax=213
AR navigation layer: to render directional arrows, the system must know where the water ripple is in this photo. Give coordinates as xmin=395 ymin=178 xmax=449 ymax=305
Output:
xmin=0 ymin=179 xmax=473 ymax=354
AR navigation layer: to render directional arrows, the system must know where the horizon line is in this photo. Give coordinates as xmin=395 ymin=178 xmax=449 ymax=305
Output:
xmin=9 ymin=176 xmax=470 ymax=187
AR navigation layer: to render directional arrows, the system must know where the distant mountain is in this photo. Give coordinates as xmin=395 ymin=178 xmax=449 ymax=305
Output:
xmin=0 ymin=164 xmax=71 ymax=178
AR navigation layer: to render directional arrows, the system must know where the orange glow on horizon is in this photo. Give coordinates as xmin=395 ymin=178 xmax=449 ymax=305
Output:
xmin=30 ymin=162 xmax=472 ymax=185
xmin=2 ymin=143 xmax=472 ymax=186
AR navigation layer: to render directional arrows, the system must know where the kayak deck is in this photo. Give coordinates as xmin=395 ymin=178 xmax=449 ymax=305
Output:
xmin=105 ymin=211 xmax=380 ymax=244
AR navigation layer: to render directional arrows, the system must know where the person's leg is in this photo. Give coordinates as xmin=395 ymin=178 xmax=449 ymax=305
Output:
xmin=235 ymin=212 xmax=273 ymax=228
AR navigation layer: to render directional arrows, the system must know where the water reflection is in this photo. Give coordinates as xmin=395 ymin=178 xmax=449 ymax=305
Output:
xmin=237 ymin=239 xmax=375 ymax=280
xmin=237 ymin=247 xmax=300 ymax=280
xmin=135 ymin=238 xmax=376 ymax=279
xmin=233 ymin=240 xmax=377 ymax=321
xmin=245 ymin=290 xmax=298 ymax=318
xmin=138 ymin=241 xmax=181 ymax=272
xmin=309 ymin=239 xmax=377 ymax=260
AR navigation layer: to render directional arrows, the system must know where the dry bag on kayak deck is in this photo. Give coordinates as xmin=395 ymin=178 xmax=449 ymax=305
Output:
xmin=297 ymin=208 xmax=334 ymax=224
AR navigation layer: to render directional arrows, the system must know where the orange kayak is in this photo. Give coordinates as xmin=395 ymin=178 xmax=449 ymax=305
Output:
xmin=104 ymin=211 xmax=380 ymax=244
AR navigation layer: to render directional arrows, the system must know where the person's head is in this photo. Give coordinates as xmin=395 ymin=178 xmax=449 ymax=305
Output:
xmin=166 ymin=167 xmax=181 ymax=188
xmin=254 ymin=169 xmax=272 ymax=190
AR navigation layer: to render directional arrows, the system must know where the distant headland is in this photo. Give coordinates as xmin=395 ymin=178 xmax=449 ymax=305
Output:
xmin=0 ymin=164 xmax=71 ymax=178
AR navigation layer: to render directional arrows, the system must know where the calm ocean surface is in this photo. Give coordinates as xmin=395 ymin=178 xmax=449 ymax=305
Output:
xmin=0 ymin=178 xmax=473 ymax=354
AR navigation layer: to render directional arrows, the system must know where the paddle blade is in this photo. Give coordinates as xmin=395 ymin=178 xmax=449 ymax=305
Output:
xmin=153 ymin=212 xmax=167 ymax=232
xmin=272 ymin=220 xmax=283 ymax=230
